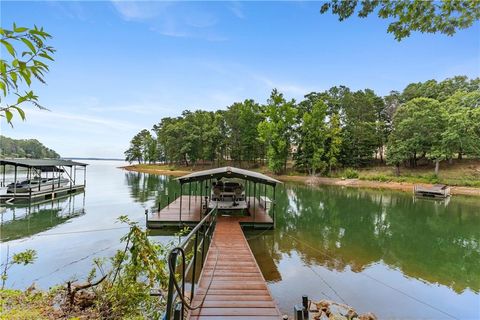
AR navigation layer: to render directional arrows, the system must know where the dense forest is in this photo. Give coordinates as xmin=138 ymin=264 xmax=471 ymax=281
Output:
xmin=0 ymin=136 xmax=60 ymax=159
xmin=125 ymin=76 xmax=480 ymax=175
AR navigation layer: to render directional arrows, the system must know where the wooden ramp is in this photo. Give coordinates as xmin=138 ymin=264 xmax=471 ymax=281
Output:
xmin=190 ymin=217 xmax=282 ymax=319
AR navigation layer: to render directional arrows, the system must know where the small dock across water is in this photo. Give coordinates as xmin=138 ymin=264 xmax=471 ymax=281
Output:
xmin=190 ymin=216 xmax=282 ymax=319
xmin=414 ymin=184 xmax=451 ymax=198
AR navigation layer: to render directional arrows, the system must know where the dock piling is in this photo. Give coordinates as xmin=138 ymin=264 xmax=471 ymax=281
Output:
xmin=294 ymin=304 xmax=305 ymax=320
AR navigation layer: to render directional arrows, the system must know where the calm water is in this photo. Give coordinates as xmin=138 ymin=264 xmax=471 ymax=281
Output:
xmin=1 ymin=161 xmax=479 ymax=319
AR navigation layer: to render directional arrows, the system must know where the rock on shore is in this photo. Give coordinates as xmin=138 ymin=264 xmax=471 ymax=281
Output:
xmin=310 ymin=299 xmax=377 ymax=320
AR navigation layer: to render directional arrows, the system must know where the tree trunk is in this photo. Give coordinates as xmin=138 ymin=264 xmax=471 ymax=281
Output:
xmin=434 ymin=159 xmax=440 ymax=176
xmin=458 ymin=151 xmax=463 ymax=160
xmin=395 ymin=163 xmax=400 ymax=176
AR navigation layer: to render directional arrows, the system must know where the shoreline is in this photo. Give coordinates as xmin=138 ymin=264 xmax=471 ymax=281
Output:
xmin=121 ymin=165 xmax=480 ymax=197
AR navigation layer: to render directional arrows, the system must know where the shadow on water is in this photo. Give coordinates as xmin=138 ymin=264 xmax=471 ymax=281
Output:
xmin=0 ymin=192 xmax=86 ymax=241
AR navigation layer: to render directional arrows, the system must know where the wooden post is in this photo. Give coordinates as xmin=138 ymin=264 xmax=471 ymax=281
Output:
xmin=264 ymin=183 xmax=267 ymax=209
xmin=273 ymin=185 xmax=276 ymax=228
xmin=70 ymin=166 xmax=73 ymax=191
xmin=302 ymin=295 xmax=309 ymax=318
xmin=13 ymin=165 xmax=17 ymax=195
xmin=294 ymin=305 xmax=304 ymax=320
xmin=253 ymin=182 xmax=256 ymax=224
xmin=73 ymin=166 xmax=77 ymax=186
xmin=52 ymin=167 xmax=55 ymax=193
xmin=188 ymin=182 xmax=191 ymax=211
xmin=179 ymin=184 xmax=183 ymax=223
xmin=28 ymin=167 xmax=31 ymax=200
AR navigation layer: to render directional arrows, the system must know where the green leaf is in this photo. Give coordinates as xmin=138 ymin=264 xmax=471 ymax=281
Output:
xmin=14 ymin=26 xmax=28 ymax=33
xmin=0 ymin=81 xmax=5 ymax=96
xmin=5 ymin=109 xmax=13 ymax=123
xmin=11 ymin=105 xmax=26 ymax=120
xmin=39 ymin=52 xmax=54 ymax=61
xmin=10 ymin=72 xmax=17 ymax=86
xmin=0 ymin=40 xmax=15 ymax=57
xmin=20 ymin=38 xmax=36 ymax=53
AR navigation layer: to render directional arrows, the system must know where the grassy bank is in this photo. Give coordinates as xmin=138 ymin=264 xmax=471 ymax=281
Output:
xmin=122 ymin=160 xmax=480 ymax=197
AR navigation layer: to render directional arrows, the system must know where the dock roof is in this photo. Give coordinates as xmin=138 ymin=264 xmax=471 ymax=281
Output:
xmin=0 ymin=159 xmax=88 ymax=168
xmin=177 ymin=166 xmax=282 ymax=186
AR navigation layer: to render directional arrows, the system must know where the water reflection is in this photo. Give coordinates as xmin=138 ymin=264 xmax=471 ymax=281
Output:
xmin=256 ymin=185 xmax=480 ymax=294
xmin=121 ymin=173 xmax=480 ymax=317
xmin=1 ymin=192 xmax=86 ymax=241
xmin=125 ymin=171 xmax=181 ymax=207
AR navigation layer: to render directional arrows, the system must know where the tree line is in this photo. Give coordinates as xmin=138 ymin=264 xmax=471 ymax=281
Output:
xmin=0 ymin=135 xmax=60 ymax=159
xmin=125 ymin=75 xmax=480 ymax=175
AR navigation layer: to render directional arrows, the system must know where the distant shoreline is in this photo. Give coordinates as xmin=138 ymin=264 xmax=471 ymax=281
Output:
xmin=121 ymin=164 xmax=480 ymax=197
xmin=65 ymin=157 xmax=125 ymax=161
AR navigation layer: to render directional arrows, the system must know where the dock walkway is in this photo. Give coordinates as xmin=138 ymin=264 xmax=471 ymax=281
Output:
xmin=189 ymin=217 xmax=282 ymax=319
xmin=147 ymin=196 xmax=274 ymax=229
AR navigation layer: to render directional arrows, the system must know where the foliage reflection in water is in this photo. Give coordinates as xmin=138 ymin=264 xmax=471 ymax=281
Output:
xmin=245 ymin=184 xmax=479 ymax=318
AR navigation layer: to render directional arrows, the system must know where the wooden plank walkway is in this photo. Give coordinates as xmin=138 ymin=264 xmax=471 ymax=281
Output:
xmin=189 ymin=217 xmax=282 ymax=319
xmin=147 ymin=196 xmax=273 ymax=228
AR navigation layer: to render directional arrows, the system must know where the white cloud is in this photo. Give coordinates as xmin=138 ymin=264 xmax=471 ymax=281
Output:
xmin=111 ymin=1 xmax=170 ymax=21
xmin=25 ymin=109 xmax=138 ymax=131
xmin=110 ymin=1 xmax=226 ymax=41
xmin=228 ymin=1 xmax=245 ymax=19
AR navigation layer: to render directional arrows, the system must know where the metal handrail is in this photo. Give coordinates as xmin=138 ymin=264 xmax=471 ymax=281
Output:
xmin=164 ymin=206 xmax=218 ymax=320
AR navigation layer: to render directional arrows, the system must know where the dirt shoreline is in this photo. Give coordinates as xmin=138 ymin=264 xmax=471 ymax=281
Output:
xmin=121 ymin=165 xmax=480 ymax=197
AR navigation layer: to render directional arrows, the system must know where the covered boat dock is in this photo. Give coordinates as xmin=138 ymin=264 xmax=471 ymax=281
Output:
xmin=147 ymin=166 xmax=281 ymax=229
xmin=161 ymin=167 xmax=283 ymax=319
xmin=0 ymin=159 xmax=88 ymax=203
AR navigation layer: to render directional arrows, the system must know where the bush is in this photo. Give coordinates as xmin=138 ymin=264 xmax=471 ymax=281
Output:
xmin=343 ymin=168 xmax=359 ymax=179
xmin=373 ymin=174 xmax=390 ymax=182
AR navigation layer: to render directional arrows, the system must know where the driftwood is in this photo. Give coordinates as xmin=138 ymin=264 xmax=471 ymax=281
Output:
xmin=67 ymin=275 xmax=107 ymax=306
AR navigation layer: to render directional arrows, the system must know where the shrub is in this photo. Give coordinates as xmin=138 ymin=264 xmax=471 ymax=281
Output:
xmin=343 ymin=168 xmax=359 ymax=179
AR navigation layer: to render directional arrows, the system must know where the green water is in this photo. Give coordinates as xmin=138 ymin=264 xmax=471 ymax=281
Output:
xmin=246 ymin=185 xmax=480 ymax=318
xmin=1 ymin=161 xmax=479 ymax=319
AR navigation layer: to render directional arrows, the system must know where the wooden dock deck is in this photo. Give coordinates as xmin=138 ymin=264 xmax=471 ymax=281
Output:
xmin=147 ymin=196 xmax=274 ymax=229
xmin=189 ymin=217 xmax=282 ymax=319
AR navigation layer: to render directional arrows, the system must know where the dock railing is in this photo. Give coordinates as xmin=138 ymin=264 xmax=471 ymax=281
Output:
xmin=164 ymin=205 xmax=218 ymax=320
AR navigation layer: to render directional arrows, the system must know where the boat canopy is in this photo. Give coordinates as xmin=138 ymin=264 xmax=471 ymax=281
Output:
xmin=0 ymin=159 xmax=88 ymax=169
xmin=176 ymin=166 xmax=282 ymax=186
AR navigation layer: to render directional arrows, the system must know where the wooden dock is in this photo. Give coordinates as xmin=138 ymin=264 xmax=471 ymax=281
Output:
xmin=147 ymin=196 xmax=274 ymax=229
xmin=189 ymin=217 xmax=282 ymax=319
xmin=0 ymin=185 xmax=85 ymax=204
xmin=414 ymin=184 xmax=450 ymax=198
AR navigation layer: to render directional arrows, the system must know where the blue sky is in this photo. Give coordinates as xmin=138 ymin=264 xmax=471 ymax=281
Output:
xmin=2 ymin=1 xmax=479 ymax=158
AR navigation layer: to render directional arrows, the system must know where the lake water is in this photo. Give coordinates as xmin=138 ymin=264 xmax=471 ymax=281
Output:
xmin=1 ymin=160 xmax=479 ymax=319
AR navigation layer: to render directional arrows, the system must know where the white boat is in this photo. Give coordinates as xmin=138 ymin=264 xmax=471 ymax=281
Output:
xmin=7 ymin=177 xmax=70 ymax=193
xmin=0 ymin=186 xmax=8 ymax=195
